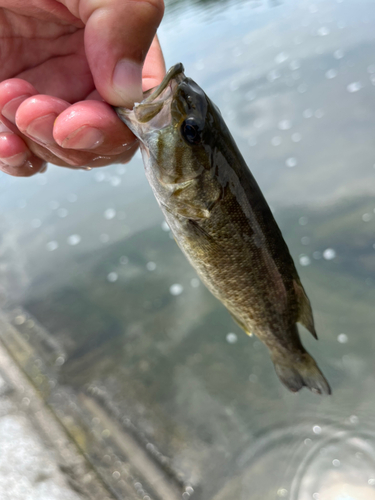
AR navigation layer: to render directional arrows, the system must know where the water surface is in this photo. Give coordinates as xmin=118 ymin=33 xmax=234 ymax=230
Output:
xmin=1 ymin=0 xmax=375 ymax=498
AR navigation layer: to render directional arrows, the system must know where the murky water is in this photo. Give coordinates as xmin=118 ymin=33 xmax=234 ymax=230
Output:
xmin=1 ymin=0 xmax=375 ymax=498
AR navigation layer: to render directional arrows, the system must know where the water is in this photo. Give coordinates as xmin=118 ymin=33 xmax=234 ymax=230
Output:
xmin=1 ymin=0 xmax=375 ymax=498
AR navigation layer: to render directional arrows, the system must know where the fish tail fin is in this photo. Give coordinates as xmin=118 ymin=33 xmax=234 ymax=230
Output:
xmin=293 ymin=280 xmax=318 ymax=339
xmin=271 ymin=348 xmax=331 ymax=395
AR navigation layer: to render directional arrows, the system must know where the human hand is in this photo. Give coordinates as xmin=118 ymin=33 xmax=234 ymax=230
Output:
xmin=0 ymin=0 xmax=165 ymax=176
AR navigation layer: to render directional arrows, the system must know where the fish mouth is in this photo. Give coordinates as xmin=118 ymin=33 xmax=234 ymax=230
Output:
xmin=115 ymin=63 xmax=186 ymax=134
xmin=142 ymin=63 xmax=185 ymax=105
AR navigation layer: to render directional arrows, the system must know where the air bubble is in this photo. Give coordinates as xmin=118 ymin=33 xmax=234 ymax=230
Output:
xmin=146 ymin=262 xmax=156 ymax=271
xmin=291 ymin=132 xmax=302 ymax=142
xmin=289 ymin=60 xmax=301 ymax=70
xmin=104 ymin=208 xmax=116 ymax=220
xmin=278 ymin=120 xmax=292 ymax=130
xmin=323 ymin=248 xmax=336 ymax=260
xmin=67 ymin=234 xmax=81 ymax=246
xmin=116 ymin=165 xmax=126 ymax=175
xmin=226 ymin=333 xmax=238 ymax=344
xmin=303 ymin=109 xmax=313 ymax=118
xmin=333 ymin=49 xmax=344 ymax=59
xmin=58 ymin=208 xmax=68 ymax=218
xmin=170 ymin=284 xmax=183 ymax=296
xmin=95 ymin=172 xmax=105 ymax=182
xmin=362 ymin=213 xmax=372 ymax=222
xmin=190 ymin=278 xmax=200 ymax=288
xmin=275 ymin=52 xmax=288 ymax=64
xmin=317 ymin=27 xmax=330 ymax=36
xmin=55 ymin=356 xmax=65 ymax=366
xmin=14 ymin=315 xmax=26 ymax=325
xmin=325 ymin=69 xmax=337 ymax=79
xmin=338 ymin=333 xmax=348 ymax=343
xmin=313 ymin=425 xmax=322 ymax=434
xmin=277 ymin=489 xmax=288 ymax=498
xmin=286 ymin=157 xmax=297 ymax=168
xmin=107 ymin=272 xmax=118 ymax=282
xmin=267 ymin=69 xmax=281 ymax=82
xmin=161 ymin=221 xmax=170 ymax=232
xmin=299 ymin=255 xmax=311 ymax=266
xmin=46 ymin=241 xmax=58 ymax=251
xmin=347 ymin=82 xmax=363 ymax=93
xmin=271 ymin=136 xmax=282 ymax=146
xmin=110 ymin=176 xmax=121 ymax=186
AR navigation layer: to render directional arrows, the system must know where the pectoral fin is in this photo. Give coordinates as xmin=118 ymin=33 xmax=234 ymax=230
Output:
xmin=293 ymin=280 xmax=317 ymax=339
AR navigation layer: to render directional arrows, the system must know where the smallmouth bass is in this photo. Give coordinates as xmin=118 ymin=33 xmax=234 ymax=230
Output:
xmin=116 ymin=63 xmax=331 ymax=395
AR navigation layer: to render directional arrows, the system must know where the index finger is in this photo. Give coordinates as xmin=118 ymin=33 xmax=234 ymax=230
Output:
xmin=63 ymin=0 xmax=165 ymax=107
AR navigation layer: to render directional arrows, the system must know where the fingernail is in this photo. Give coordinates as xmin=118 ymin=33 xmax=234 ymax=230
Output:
xmin=26 ymin=113 xmax=56 ymax=144
xmin=2 ymin=151 xmax=28 ymax=167
xmin=112 ymin=59 xmax=143 ymax=108
xmin=61 ymin=126 xmax=104 ymax=150
xmin=2 ymin=94 xmax=32 ymax=123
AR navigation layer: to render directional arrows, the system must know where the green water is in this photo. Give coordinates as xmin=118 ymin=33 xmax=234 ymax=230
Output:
xmin=1 ymin=0 xmax=375 ymax=498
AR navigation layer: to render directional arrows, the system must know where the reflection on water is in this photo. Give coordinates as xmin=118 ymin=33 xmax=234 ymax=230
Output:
xmin=1 ymin=0 xmax=375 ymax=498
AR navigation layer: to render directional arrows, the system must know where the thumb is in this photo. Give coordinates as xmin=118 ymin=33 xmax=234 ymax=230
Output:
xmin=71 ymin=0 xmax=164 ymax=107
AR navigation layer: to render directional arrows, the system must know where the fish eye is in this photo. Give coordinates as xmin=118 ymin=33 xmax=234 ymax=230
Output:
xmin=181 ymin=118 xmax=202 ymax=145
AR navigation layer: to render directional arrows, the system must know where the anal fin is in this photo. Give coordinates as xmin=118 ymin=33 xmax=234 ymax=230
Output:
xmin=230 ymin=312 xmax=253 ymax=337
xmin=293 ymin=280 xmax=317 ymax=339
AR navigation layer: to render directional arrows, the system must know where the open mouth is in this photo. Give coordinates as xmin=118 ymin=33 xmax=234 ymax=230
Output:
xmin=141 ymin=63 xmax=185 ymax=105
xmin=116 ymin=63 xmax=186 ymax=135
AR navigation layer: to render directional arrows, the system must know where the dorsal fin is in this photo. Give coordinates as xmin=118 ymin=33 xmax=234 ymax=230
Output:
xmin=293 ymin=280 xmax=318 ymax=339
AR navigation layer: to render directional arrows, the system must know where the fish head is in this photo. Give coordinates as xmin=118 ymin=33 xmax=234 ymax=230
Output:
xmin=116 ymin=63 xmax=220 ymax=185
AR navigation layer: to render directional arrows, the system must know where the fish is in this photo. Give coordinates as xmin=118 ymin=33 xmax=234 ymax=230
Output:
xmin=116 ymin=63 xmax=331 ymax=395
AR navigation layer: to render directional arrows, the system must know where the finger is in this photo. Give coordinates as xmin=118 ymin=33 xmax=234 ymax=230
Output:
xmin=0 ymin=129 xmax=46 ymax=177
xmin=142 ymin=36 xmax=166 ymax=92
xmin=0 ymin=156 xmax=46 ymax=177
xmin=53 ymin=100 xmax=136 ymax=154
xmin=0 ymin=78 xmax=39 ymax=127
xmin=0 ymin=80 xmax=47 ymax=175
xmin=73 ymin=0 xmax=165 ymax=107
xmin=16 ymin=95 xmax=138 ymax=167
